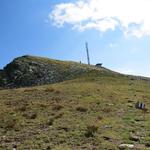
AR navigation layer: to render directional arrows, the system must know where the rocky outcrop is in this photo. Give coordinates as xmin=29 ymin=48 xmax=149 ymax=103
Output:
xmin=0 ymin=55 xmax=95 ymax=88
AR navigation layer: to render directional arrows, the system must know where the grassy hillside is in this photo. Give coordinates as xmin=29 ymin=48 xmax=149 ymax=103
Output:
xmin=0 ymin=70 xmax=149 ymax=150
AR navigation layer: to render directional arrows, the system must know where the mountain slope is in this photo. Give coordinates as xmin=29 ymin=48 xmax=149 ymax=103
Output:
xmin=0 ymin=56 xmax=149 ymax=149
xmin=0 ymin=68 xmax=149 ymax=149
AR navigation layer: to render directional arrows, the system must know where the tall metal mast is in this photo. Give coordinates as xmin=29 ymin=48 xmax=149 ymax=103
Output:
xmin=86 ymin=42 xmax=90 ymax=65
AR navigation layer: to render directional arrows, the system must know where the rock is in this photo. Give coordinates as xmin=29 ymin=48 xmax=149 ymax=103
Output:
xmin=104 ymin=125 xmax=112 ymax=128
xmin=107 ymin=103 xmax=114 ymax=106
xmin=119 ymin=144 xmax=134 ymax=149
xmin=0 ymin=55 xmax=95 ymax=88
xmin=129 ymin=135 xmax=140 ymax=141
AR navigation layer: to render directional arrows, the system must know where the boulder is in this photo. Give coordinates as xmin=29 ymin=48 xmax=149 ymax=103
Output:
xmin=119 ymin=144 xmax=134 ymax=149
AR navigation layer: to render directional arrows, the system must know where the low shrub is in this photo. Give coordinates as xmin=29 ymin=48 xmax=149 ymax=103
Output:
xmin=51 ymin=97 xmax=62 ymax=102
xmin=101 ymin=107 xmax=112 ymax=113
xmin=85 ymin=124 xmax=98 ymax=137
xmin=45 ymin=87 xmax=55 ymax=92
xmin=23 ymin=111 xmax=37 ymax=119
xmin=97 ymin=115 xmax=103 ymax=120
xmin=52 ymin=104 xmax=63 ymax=111
xmin=55 ymin=90 xmax=61 ymax=94
xmin=47 ymin=117 xmax=54 ymax=126
xmin=76 ymin=106 xmax=88 ymax=112
xmin=24 ymin=88 xmax=38 ymax=92
xmin=54 ymin=112 xmax=64 ymax=119
xmin=0 ymin=113 xmax=17 ymax=129
xmin=15 ymin=101 xmax=28 ymax=112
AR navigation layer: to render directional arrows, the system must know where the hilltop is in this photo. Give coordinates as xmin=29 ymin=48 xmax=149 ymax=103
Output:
xmin=0 ymin=55 xmax=110 ymax=88
xmin=0 ymin=56 xmax=149 ymax=150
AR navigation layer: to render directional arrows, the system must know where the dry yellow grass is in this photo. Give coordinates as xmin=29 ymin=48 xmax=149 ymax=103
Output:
xmin=0 ymin=70 xmax=149 ymax=149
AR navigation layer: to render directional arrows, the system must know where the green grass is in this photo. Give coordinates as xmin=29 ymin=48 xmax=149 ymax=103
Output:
xmin=0 ymin=70 xmax=149 ymax=149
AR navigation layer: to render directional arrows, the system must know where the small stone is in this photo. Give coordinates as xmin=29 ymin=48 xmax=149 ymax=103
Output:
xmin=129 ymin=135 xmax=140 ymax=141
xmin=119 ymin=144 xmax=134 ymax=149
xmin=107 ymin=103 xmax=114 ymax=106
xmin=104 ymin=125 xmax=112 ymax=128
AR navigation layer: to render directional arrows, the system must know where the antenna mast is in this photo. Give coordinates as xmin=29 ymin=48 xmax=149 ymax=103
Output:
xmin=86 ymin=42 xmax=90 ymax=65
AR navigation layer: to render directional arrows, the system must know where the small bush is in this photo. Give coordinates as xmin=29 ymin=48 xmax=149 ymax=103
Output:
xmin=54 ymin=112 xmax=64 ymax=119
xmin=101 ymin=107 xmax=112 ymax=113
xmin=15 ymin=101 xmax=28 ymax=112
xmin=57 ymin=126 xmax=69 ymax=132
xmin=24 ymin=88 xmax=38 ymax=92
xmin=52 ymin=104 xmax=63 ymax=111
xmin=23 ymin=111 xmax=37 ymax=119
xmin=85 ymin=124 xmax=98 ymax=137
xmin=0 ymin=113 xmax=17 ymax=130
xmin=96 ymin=101 xmax=100 ymax=105
xmin=17 ymin=105 xmax=27 ymax=112
xmin=55 ymin=90 xmax=61 ymax=94
xmin=51 ymin=97 xmax=62 ymax=102
xmin=38 ymin=103 xmax=48 ymax=109
xmin=46 ymin=146 xmax=52 ymax=150
xmin=47 ymin=118 xmax=54 ymax=126
xmin=76 ymin=106 xmax=88 ymax=112
xmin=97 ymin=115 xmax=103 ymax=120
xmin=45 ymin=87 xmax=55 ymax=92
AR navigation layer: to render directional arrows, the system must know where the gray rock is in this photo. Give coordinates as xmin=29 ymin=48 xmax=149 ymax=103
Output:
xmin=0 ymin=55 xmax=96 ymax=88
xmin=119 ymin=144 xmax=134 ymax=149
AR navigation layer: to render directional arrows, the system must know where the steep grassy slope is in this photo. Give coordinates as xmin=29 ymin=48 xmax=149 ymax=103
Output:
xmin=0 ymin=70 xmax=149 ymax=150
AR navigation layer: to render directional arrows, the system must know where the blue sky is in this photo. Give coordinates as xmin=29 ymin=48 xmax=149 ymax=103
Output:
xmin=1 ymin=0 xmax=150 ymax=77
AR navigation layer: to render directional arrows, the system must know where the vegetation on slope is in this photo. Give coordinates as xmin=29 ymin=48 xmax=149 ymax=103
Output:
xmin=0 ymin=70 xmax=149 ymax=150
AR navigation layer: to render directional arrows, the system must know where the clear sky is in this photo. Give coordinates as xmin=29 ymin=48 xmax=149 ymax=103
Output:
xmin=1 ymin=0 xmax=150 ymax=77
